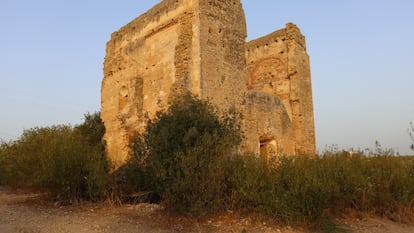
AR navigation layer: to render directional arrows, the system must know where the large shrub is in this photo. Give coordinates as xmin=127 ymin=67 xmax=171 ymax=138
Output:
xmin=0 ymin=112 xmax=108 ymax=202
xmin=128 ymin=94 xmax=242 ymax=213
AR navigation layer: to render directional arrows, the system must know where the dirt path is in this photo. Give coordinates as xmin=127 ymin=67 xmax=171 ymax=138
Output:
xmin=1 ymin=187 xmax=413 ymax=233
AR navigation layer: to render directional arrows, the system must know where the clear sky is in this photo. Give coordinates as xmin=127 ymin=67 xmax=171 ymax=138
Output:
xmin=1 ymin=1 xmax=413 ymax=154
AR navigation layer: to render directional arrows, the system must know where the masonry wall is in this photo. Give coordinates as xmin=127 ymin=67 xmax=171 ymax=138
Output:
xmin=245 ymin=23 xmax=316 ymax=155
xmin=101 ymin=0 xmax=200 ymax=167
xmin=197 ymin=0 xmax=248 ymax=112
xmin=101 ymin=0 xmax=251 ymax=167
xmin=101 ymin=1 xmax=316 ymax=167
xmin=242 ymin=91 xmax=295 ymax=157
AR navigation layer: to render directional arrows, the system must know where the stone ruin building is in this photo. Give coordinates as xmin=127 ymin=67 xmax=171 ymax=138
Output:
xmin=101 ymin=0 xmax=316 ymax=168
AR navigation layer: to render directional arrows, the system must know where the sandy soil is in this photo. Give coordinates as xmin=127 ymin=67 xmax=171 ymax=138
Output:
xmin=1 ymin=187 xmax=413 ymax=233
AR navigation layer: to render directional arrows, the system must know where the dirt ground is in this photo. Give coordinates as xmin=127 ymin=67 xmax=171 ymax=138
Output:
xmin=1 ymin=187 xmax=414 ymax=233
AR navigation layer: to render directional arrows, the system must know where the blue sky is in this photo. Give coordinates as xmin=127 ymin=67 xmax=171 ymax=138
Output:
xmin=1 ymin=1 xmax=413 ymax=154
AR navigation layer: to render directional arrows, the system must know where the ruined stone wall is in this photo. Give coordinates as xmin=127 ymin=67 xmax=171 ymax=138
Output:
xmin=101 ymin=1 xmax=316 ymax=167
xmin=102 ymin=0 xmax=200 ymax=167
xmin=197 ymin=0 xmax=248 ymax=112
xmin=242 ymin=91 xmax=295 ymax=157
xmin=245 ymin=23 xmax=316 ymax=155
xmin=101 ymin=0 xmax=250 ymax=167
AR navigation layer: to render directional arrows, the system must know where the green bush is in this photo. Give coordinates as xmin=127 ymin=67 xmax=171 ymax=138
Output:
xmin=269 ymin=156 xmax=331 ymax=222
xmin=128 ymin=93 xmax=241 ymax=213
xmin=227 ymin=155 xmax=336 ymax=223
xmin=163 ymin=137 xmax=232 ymax=214
xmin=226 ymin=154 xmax=271 ymax=213
xmin=0 ymin=112 xmax=109 ymax=202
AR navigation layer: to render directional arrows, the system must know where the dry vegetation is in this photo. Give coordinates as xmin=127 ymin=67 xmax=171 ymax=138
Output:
xmin=1 ymin=95 xmax=414 ymax=232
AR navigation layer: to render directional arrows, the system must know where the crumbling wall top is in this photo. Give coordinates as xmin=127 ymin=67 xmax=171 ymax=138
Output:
xmin=110 ymin=0 xmax=192 ymax=44
xmin=246 ymin=23 xmax=306 ymax=52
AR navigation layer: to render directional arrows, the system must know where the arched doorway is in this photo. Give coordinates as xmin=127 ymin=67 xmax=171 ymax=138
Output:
xmin=259 ymin=136 xmax=278 ymax=160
